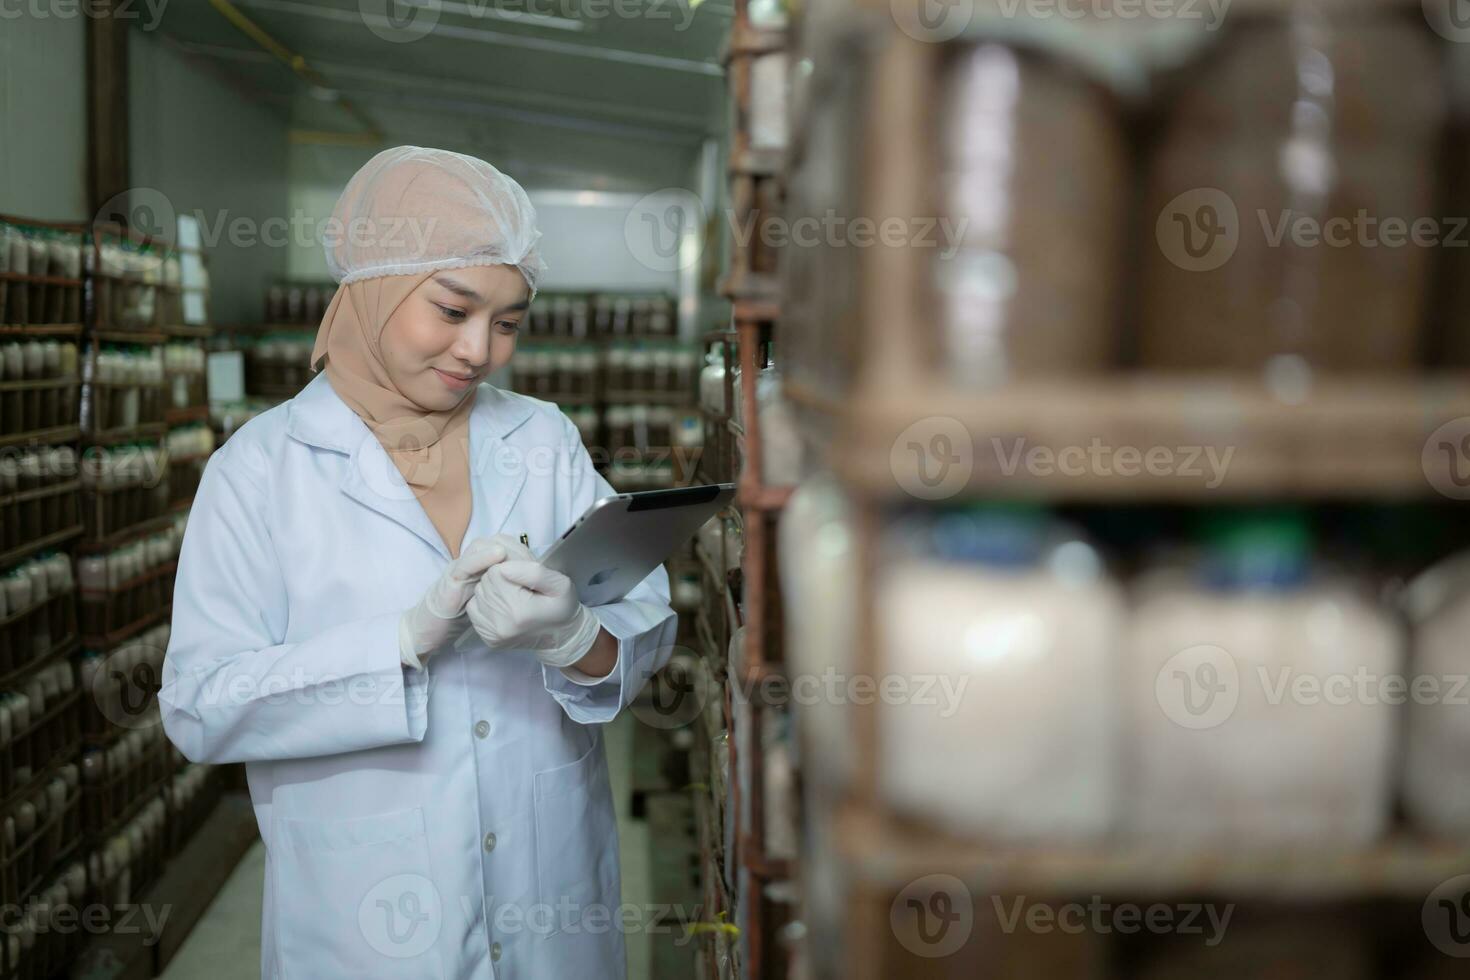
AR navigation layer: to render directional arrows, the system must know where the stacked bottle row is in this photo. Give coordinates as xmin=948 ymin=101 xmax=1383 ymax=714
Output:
xmin=784 ymin=11 xmax=1470 ymax=401
xmin=524 ymin=292 xmax=676 ymax=339
xmin=782 ymin=496 xmax=1470 ymax=844
xmin=242 ymin=332 xmax=314 ymax=396
xmin=0 ymin=556 xmax=74 ymax=678
xmin=0 ymin=224 xmax=84 ymax=326
xmin=76 ymin=522 xmax=184 ymax=642
xmin=91 ymin=238 xmax=182 ymax=333
xmin=83 ymin=346 xmax=168 ymax=436
xmin=511 ymin=344 xmax=700 ymax=401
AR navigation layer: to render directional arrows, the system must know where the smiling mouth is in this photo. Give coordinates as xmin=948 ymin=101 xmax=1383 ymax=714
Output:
xmin=432 ymin=367 xmax=479 ymax=387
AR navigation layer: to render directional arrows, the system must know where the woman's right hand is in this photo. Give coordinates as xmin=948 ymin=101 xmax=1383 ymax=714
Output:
xmin=398 ymin=534 xmax=524 ymax=669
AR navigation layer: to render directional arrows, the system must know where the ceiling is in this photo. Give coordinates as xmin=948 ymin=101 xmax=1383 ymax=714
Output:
xmin=144 ymin=0 xmax=732 ymax=191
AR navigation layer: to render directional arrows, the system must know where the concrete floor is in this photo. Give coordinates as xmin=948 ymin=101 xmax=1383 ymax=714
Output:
xmin=159 ymin=713 xmax=652 ymax=980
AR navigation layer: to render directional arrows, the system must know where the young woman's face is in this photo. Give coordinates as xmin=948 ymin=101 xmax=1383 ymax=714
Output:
xmin=380 ymin=264 xmax=530 ymax=410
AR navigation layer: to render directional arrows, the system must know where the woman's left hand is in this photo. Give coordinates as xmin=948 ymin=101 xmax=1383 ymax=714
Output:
xmin=467 ymin=559 xmax=602 ymax=669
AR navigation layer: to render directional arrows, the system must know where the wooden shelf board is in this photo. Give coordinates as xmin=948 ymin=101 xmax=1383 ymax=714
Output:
xmin=162 ymin=323 xmax=214 ymax=338
xmin=85 ymin=422 xmax=166 ymax=446
xmin=80 ymin=603 xmax=170 ymax=649
xmin=0 ymin=376 xmax=80 ymax=392
xmin=80 ymin=510 xmax=182 ymax=553
xmin=603 ymin=390 xmax=696 ymax=406
xmin=164 ymin=404 xmax=210 ymax=425
xmin=0 ymin=524 xmax=82 ymax=569
xmin=786 ymin=373 xmax=1470 ymax=500
xmin=0 ymin=424 xmax=81 ymax=449
xmin=0 ymin=323 xmax=84 ymax=336
xmin=838 ymin=807 xmax=1470 ymax=898
xmin=91 ymin=331 xmax=167 ymax=345
xmin=540 ymin=392 xmax=599 ymax=406
xmin=0 ymin=478 xmax=80 ymax=510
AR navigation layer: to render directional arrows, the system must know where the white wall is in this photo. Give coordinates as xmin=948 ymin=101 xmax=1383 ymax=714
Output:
xmin=0 ymin=15 xmax=88 ymax=220
xmin=529 ymin=191 xmax=684 ymax=294
xmin=285 ymin=142 xmax=375 ymax=283
xmin=129 ymin=31 xmax=291 ymax=324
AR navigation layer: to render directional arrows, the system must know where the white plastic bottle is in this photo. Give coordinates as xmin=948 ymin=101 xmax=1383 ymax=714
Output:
xmin=877 ymin=504 xmax=1123 ymax=841
xmin=776 ymin=476 xmax=858 ymax=796
xmin=1126 ymin=512 xmax=1401 ymax=845
xmin=1401 ymin=552 xmax=1470 ymax=838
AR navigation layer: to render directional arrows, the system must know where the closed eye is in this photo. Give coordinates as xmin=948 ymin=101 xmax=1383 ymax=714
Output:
xmin=435 ymin=303 xmax=467 ymax=322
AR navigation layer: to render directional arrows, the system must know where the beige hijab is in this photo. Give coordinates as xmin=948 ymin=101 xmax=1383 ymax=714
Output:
xmin=310 ymin=272 xmax=477 ymax=559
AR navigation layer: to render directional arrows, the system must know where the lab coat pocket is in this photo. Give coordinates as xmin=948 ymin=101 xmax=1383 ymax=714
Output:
xmin=533 ymin=734 xmax=618 ymax=937
xmin=273 ymin=806 xmax=445 ymax=980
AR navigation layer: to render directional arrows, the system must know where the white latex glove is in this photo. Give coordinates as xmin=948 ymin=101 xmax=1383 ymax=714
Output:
xmin=397 ymin=535 xmax=521 ymax=670
xmin=466 ymin=560 xmax=601 ymax=669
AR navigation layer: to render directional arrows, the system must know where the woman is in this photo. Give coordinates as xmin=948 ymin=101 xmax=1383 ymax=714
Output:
xmin=159 ymin=146 xmax=677 ymax=979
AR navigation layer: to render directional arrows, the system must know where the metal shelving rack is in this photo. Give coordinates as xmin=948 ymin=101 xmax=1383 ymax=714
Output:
xmin=0 ymin=207 xmax=247 ymax=980
xmin=77 ymin=220 xmax=180 ymax=652
xmin=70 ymin=214 xmax=235 ymax=980
xmin=689 ymin=324 xmax=742 ymax=980
xmin=0 ymin=213 xmax=90 ymax=980
xmin=0 ymin=215 xmax=88 ymax=570
xmin=715 ymin=0 xmax=803 ymax=976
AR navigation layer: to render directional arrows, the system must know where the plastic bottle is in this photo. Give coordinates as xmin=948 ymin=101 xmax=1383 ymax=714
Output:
xmin=878 ymin=503 xmax=1122 ymax=840
xmin=1401 ymin=552 xmax=1470 ymax=837
xmin=1125 ymin=511 xmax=1400 ymax=844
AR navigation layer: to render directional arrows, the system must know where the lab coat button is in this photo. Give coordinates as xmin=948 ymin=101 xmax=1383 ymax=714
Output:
xmin=491 ymin=941 xmax=502 ymax=961
xmin=483 ymin=832 xmax=497 ymax=852
xmin=474 ymin=720 xmax=490 ymax=738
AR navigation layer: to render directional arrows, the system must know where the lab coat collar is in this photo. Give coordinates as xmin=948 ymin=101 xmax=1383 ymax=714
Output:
xmin=285 ymin=371 xmax=536 ymax=561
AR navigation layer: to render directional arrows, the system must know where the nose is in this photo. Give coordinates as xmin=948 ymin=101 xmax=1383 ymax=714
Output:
xmin=449 ymin=319 xmax=491 ymax=368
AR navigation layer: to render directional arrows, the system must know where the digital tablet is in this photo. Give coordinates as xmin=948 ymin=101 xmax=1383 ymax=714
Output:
xmin=540 ymin=483 xmax=736 ymax=606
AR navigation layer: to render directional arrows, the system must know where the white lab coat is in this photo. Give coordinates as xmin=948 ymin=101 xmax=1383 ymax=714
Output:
xmin=159 ymin=371 xmax=678 ymax=980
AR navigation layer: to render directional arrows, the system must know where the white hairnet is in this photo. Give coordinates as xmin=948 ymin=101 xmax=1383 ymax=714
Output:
xmin=323 ymin=146 xmax=548 ymax=299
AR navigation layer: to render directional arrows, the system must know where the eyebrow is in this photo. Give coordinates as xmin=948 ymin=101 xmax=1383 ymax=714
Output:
xmin=433 ymin=275 xmax=483 ymax=303
xmin=433 ymin=275 xmax=531 ymax=314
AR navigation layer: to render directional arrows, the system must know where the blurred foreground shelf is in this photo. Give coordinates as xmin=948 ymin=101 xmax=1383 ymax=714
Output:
xmin=786 ymin=373 xmax=1470 ymax=501
xmin=838 ymin=808 xmax=1470 ymax=899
